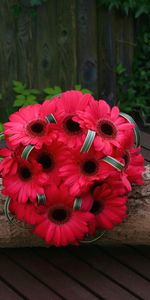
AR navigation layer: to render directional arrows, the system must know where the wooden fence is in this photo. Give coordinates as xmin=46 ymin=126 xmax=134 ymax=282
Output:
xmin=0 ymin=0 xmax=145 ymax=121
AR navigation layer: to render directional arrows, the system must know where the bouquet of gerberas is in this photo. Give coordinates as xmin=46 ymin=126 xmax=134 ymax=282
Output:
xmin=0 ymin=91 xmax=145 ymax=246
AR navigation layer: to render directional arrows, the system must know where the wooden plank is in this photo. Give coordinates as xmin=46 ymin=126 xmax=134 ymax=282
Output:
xmin=55 ymin=0 xmax=77 ymax=90
xmin=100 ymin=245 xmax=150 ymax=281
xmin=97 ymin=8 xmax=116 ymax=104
xmin=37 ymin=247 xmax=138 ymax=300
xmin=35 ymin=0 xmax=58 ymax=89
xmin=140 ymin=131 xmax=150 ymax=149
xmin=69 ymin=245 xmax=150 ymax=299
xmin=76 ymin=0 xmax=98 ymax=96
xmin=131 ymin=245 xmax=150 ymax=259
xmin=141 ymin=147 xmax=150 ymax=162
xmin=0 ymin=250 xmax=61 ymax=300
xmin=4 ymin=248 xmax=98 ymax=300
xmin=0 ymin=0 xmax=18 ymax=122
xmin=0 ymin=279 xmax=22 ymax=300
xmin=114 ymin=12 xmax=134 ymax=75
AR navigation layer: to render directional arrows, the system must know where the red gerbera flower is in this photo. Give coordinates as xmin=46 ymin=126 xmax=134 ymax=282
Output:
xmin=29 ymin=141 xmax=66 ymax=185
xmin=4 ymin=103 xmax=57 ymax=149
xmin=10 ymin=184 xmax=95 ymax=246
xmin=120 ymin=147 xmax=145 ymax=191
xmin=90 ymin=183 xmax=127 ymax=230
xmin=0 ymin=148 xmax=18 ymax=176
xmin=9 ymin=198 xmax=43 ymax=225
xmin=90 ymin=177 xmax=127 ymax=198
xmin=59 ymin=147 xmax=118 ymax=196
xmin=2 ymin=158 xmax=47 ymax=203
xmin=79 ymin=192 xmax=93 ymax=211
xmin=55 ymin=91 xmax=93 ymax=148
xmin=74 ymin=99 xmax=134 ymax=155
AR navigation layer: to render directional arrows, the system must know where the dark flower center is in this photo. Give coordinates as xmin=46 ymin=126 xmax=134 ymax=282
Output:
xmin=90 ymin=200 xmax=104 ymax=215
xmin=81 ymin=159 xmax=98 ymax=175
xmin=27 ymin=120 xmax=46 ymax=136
xmin=37 ymin=152 xmax=54 ymax=171
xmin=63 ymin=116 xmax=82 ymax=135
xmin=49 ymin=206 xmax=71 ymax=224
xmin=19 ymin=166 xmax=32 ymax=181
xmin=97 ymin=119 xmax=117 ymax=139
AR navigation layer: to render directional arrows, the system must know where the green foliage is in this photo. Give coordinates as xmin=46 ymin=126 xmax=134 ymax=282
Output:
xmin=0 ymin=82 xmax=93 ymax=124
xmin=12 ymin=0 xmax=47 ymax=18
xmin=0 ymin=123 xmax=3 ymax=132
xmin=43 ymin=86 xmax=62 ymax=99
xmin=13 ymin=81 xmax=39 ymax=107
xmin=75 ymin=84 xmax=93 ymax=94
xmin=98 ymin=0 xmax=150 ymax=17
xmin=116 ymin=32 xmax=150 ymax=117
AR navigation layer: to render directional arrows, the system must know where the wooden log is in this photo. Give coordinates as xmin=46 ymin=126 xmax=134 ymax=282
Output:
xmin=0 ymin=165 xmax=150 ymax=247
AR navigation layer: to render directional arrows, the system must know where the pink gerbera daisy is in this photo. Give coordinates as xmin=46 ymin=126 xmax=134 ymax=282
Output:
xmin=120 ymin=147 xmax=145 ymax=191
xmin=2 ymin=157 xmax=47 ymax=203
xmin=4 ymin=103 xmax=57 ymax=149
xmin=0 ymin=148 xmax=18 ymax=176
xmin=59 ymin=147 xmax=118 ymax=196
xmin=90 ymin=177 xmax=127 ymax=198
xmin=29 ymin=141 xmax=67 ymax=185
xmin=9 ymin=198 xmax=44 ymax=225
xmin=90 ymin=183 xmax=127 ymax=230
xmin=10 ymin=184 xmax=95 ymax=246
xmin=54 ymin=90 xmax=93 ymax=148
xmin=78 ymin=192 xmax=94 ymax=211
xmin=74 ymin=99 xmax=134 ymax=155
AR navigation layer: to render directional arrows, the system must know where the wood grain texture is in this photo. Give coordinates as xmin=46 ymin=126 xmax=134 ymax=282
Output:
xmin=37 ymin=247 xmax=138 ymax=300
xmin=0 ymin=1 xmax=18 ymax=121
xmin=4 ymin=248 xmax=98 ymax=300
xmin=76 ymin=0 xmax=98 ymax=96
xmin=97 ymin=8 xmax=116 ymax=103
xmin=0 ymin=1 xmax=148 ymax=121
xmin=0 ymin=165 xmax=149 ymax=247
xmin=69 ymin=245 xmax=150 ymax=299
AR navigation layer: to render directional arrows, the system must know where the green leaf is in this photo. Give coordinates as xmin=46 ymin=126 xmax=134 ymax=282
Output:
xmin=13 ymin=81 xmax=27 ymax=94
xmin=13 ymin=96 xmax=26 ymax=107
xmin=80 ymin=130 xmax=96 ymax=152
xmin=135 ymin=6 xmax=146 ymax=18
xmin=75 ymin=84 xmax=93 ymax=94
xmin=21 ymin=145 xmax=34 ymax=160
xmin=116 ymin=63 xmax=126 ymax=75
xmin=23 ymin=90 xmax=31 ymax=96
xmin=23 ymin=100 xmax=38 ymax=106
xmin=44 ymin=95 xmax=54 ymax=100
xmin=0 ymin=123 xmax=4 ymax=132
xmin=26 ymin=95 xmax=37 ymax=101
xmin=102 ymin=156 xmax=125 ymax=171
xmin=43 ymin=87 xmax=53 ymax=94
xmin=54 ymin=86 xmax=62 ymax=93
xmin=13 ymin=80 xmax=25 ymax=88
xmin=29 ymin=89 xmax=40 ymax=94
xmin=16 ymin=95 xmax=26 ymax=101
xmin=43 ymin=86 xmax=62 ymax=97
xmin=81 ymin=88 xmax=93 ymax=94
xmin=37 ymin=194 xmax=46 ymax=205
xmin=75 ymin=84 xmax=82 ymax=90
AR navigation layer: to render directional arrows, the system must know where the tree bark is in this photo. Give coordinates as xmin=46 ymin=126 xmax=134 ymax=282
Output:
xmin=0 ymin=165 xmax=150 ymax=247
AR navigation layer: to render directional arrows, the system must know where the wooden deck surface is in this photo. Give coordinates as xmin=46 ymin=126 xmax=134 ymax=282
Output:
xmin=0 ymin=130 xmax=150 ymax=299
xmin=0 ymin=245 xmax=149 ymax=300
